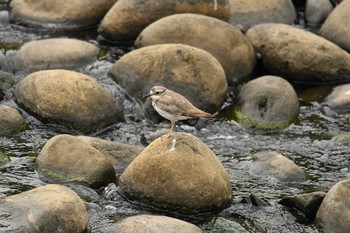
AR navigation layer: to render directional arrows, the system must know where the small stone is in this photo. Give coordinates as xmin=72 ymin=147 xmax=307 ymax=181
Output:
xmin=15 ymin=69 xmax=124 ymax=133
xmin=119 ymin=132 xmax=232 ymax=214
xmin=0 ymin=184 xmax=88 ymax=233
xmin=14 ymin=38 xmax=99 ymax=72
xmin=135 ymin=13 xmax=255 ymax=85
xmin=233 ymin=75 xmax=299 ymax=130
xmin=324 ymin=83 xmax=350 ymax=113
xmin=0 ymin=104 xmax=26 ymax=134
xmin=305 ymin=0 xmax=333 ymax=26
xmin=37 ymin=134 xmax=116 ymax=188
xmin=114 ymin=215 xmax=203 ymax=233
xmin=315 ymin=179 xmax=350 ymax=233
xmin=109 ymin=44 xmax=227 ymax=114
xmin=249 ymin=151 xmax=306 ymax=182
xmin=246 ymin=23 xmax=350 ymax=84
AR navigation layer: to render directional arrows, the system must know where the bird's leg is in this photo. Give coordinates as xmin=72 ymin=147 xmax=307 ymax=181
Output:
xmin=169 ymin=121 xmax=175 ymax=133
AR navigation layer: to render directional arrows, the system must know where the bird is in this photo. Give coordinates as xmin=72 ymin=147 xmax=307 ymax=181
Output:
xmin=143 ymin=86 xmax=215 ymax=132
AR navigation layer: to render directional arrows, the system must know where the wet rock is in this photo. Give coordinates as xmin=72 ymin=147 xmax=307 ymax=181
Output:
xmin=78 ymin=136 xmax=143 ymax=175
xmin=37 ymin=134 xmax=116 ymax=188
xmin=315 ymin=179 xmax=350 ymax=233
xmin=279 ymin=191 xmax=326 ymax=220
xmin=305 ymin=0 xmax=333 ymax=27
xmin=320 ymin=0 xmax=350 ymax=52
xmin=0 ymin=151 xmax=9 ymax=165
xmin=135 ymin=13 xmax=256 ymax=85
xmin=234 ymin=76 xmax=299 ymax=130
xmin=246 ymin=23 xmax=350 ymax=84
xmin=0 ymin=104 xmax=26 ymax=134
xmin=0 ymin=184 xmax=88 ymax=233
xmin=324 ymin=83 xmax=350 ymax=113
xmin=15 ymin=69 xmax=124 ymax=133
xmin=114 ymin=215 xmax=202 ymax=233
xmin=119 ymin=132 xmax=232 ymax=214
xmin=98 ymin=0 xmax=230 ymax=42
xmin=201 ymin=217 xmax=249 ymax=233
xmin=14 ymin=38 xmax=99 ymax=72
xmin=10 ymin=0 xmax=117 ymax=29
xmin=0 ymin=70 xmax=15 ymax=97
xmin=228 ymin=0 xmax=296 ymax=32
xmin=249 ymin=151 xmax=306 ymax=182
xmin=109 ymin=44 xmax=227 ymax=113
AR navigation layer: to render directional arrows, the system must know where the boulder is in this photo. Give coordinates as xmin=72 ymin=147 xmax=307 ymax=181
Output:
xmin=10 ymin=0 xmax=117 ymax=29
xmin=14 ymin=38 xmax=99 ymax=72
xmin=320 ymin=0 xmax=350 ymax=51
xmin=78 ymin=136 xmax=143 ymax=174
xmin=37 ymin=134 xmax=116 ymax=188
xmin=0 ymin=104 xmax=26 ymax=134
xmin=228 ymin=0 xmax=296 ymax=31
xmin=135 ymin=13 xmax=256 ymax=85
xmin=249 ymin=151 xmax=306 ymax=182
xmin=0 ymin=184 xmax=88 ymax=233
xmin=315 ymin=179 xmax=350 ymax=233
xmin=119 ymin=132 xmax=232 ymax=214
xmin=305 ymin=0 xmax=334 ymax=26
xmin=98 ymin=0 xmax=230 ymax=42
xmin=233 ymin=76 xmax=299 ymax=130
xmin=324 ymin=83 xmax=350 ymax=113
xmin=15 ymin=69 xmax=124 ymax=133
xmin=109 ymin=44 xmax=227 ymax=113
xmin=114 ymin=215 xmax=202 ymax=233
xmin=246 ymin=23 xmax=350 ymax=84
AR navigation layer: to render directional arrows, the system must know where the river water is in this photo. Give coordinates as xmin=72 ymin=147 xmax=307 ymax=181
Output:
xmin=1 ymin=3 xmax=350 ymax=233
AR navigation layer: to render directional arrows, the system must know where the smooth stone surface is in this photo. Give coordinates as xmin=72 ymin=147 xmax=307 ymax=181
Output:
xmin=109 ymin=44 xmax=227 ymax=113
xmin=15 ymin=69 xmax=124 ymax=133
xmin=119 ymin=132 xmax=232 ymax=214
xmin=324 ymin=83 xmax=350 ymax=113
xmin=320 ymin=0 xmax=350 ymax=51
xmin=37 ymin=134 xmax=116 ymax=188
xmin=315 ymin=179 xmax=350 ymax=233
xmin=14 ymin=38 xmax=99 ymax=72
xmin=98 ymin=0 xmax=230 ymax=42
xmin=0 ymin=104 xmax=26 ymax=134
xmin=246 ymin=23 xmax=350 ymax=84
xmin=228 ymin=0 xmax=296 ymax=31
xmin=279 ymin=191 xmax=326 ymax=220
xmin=234 ymin=75 xmax=299 ymax=130
xmin=10 ymin=0 xmax=117 ymax=29
xmin=135 ymin=13 xmax=256 ymax=85
xmin=305 ymin=0 xmax=333 ymax=26
xmin=249 ymin=151 xmax=306 ymax=182
xmin=114 ymin=215 xmax=203 ymax=233
xmin=0 ymin=184 xmax=88 ymax=233
xmin=78 ymin=136 xmax=143 ymax=175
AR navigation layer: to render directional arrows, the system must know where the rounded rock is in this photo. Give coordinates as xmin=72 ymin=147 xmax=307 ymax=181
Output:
xmin=246 ymin=23 xmax=350 ymax=84
xmin=37 ymin=134 xmax=116 ymax=188
xmin=10 ymin=0 xmax=117 ymax=29
xmin=0 ymin=184 xmax=88 ymax=233
xmin=324 ymin=83 xmax=350 ymax=113
xmin=109 ymin=44 xmax=227 ymax=113
xmin=249 ymin=151 xmax=306 ymax=182
xmin=234 ymin=75 xmax=299 ymax=130
xmin=135 ymin=13 xmax=255 ymax=85
xmin=0 ymin=104 xmax=26 ymax=134
xmin=228 ymin=0 xmax=296 ymax=31
xmin=115 ymin=215 xmax=202 ymax=233
xmin=98 ymin=0 xmax=230 ymax=42
xmin=315 ymin=179 xmax=350 ymax=233
xmin=15 ymin=69 xmax=124 ymax=133
xmin=305 ymin=0 xmax=334 ymax=27
xmin=14 ymin=38 xmax=99 ymax=72
xmin=320 ymin=0 xmax=350 ymax=52
xmin=119 ymin=132 xmax=232 ymax=214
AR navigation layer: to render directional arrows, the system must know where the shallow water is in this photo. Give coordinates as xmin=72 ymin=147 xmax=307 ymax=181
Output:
xmin=1 ymin=4 xmax=350 ymax=233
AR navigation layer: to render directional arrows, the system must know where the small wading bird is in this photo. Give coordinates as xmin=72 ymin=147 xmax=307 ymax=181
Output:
xmin=143 ymin=86 xmax=215 ymax=133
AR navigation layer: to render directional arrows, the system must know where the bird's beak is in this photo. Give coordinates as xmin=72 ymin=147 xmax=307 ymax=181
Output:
xmin=142 ymin=93 xmax=153 ymax=99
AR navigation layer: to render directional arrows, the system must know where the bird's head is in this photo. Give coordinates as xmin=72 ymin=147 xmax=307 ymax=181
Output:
xmin=143 ymin=86 xmax=168 ymax=100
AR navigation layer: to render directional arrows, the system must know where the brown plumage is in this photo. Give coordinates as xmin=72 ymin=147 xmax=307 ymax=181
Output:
xmin=144 ymin=86 xmax=214 ymax=131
